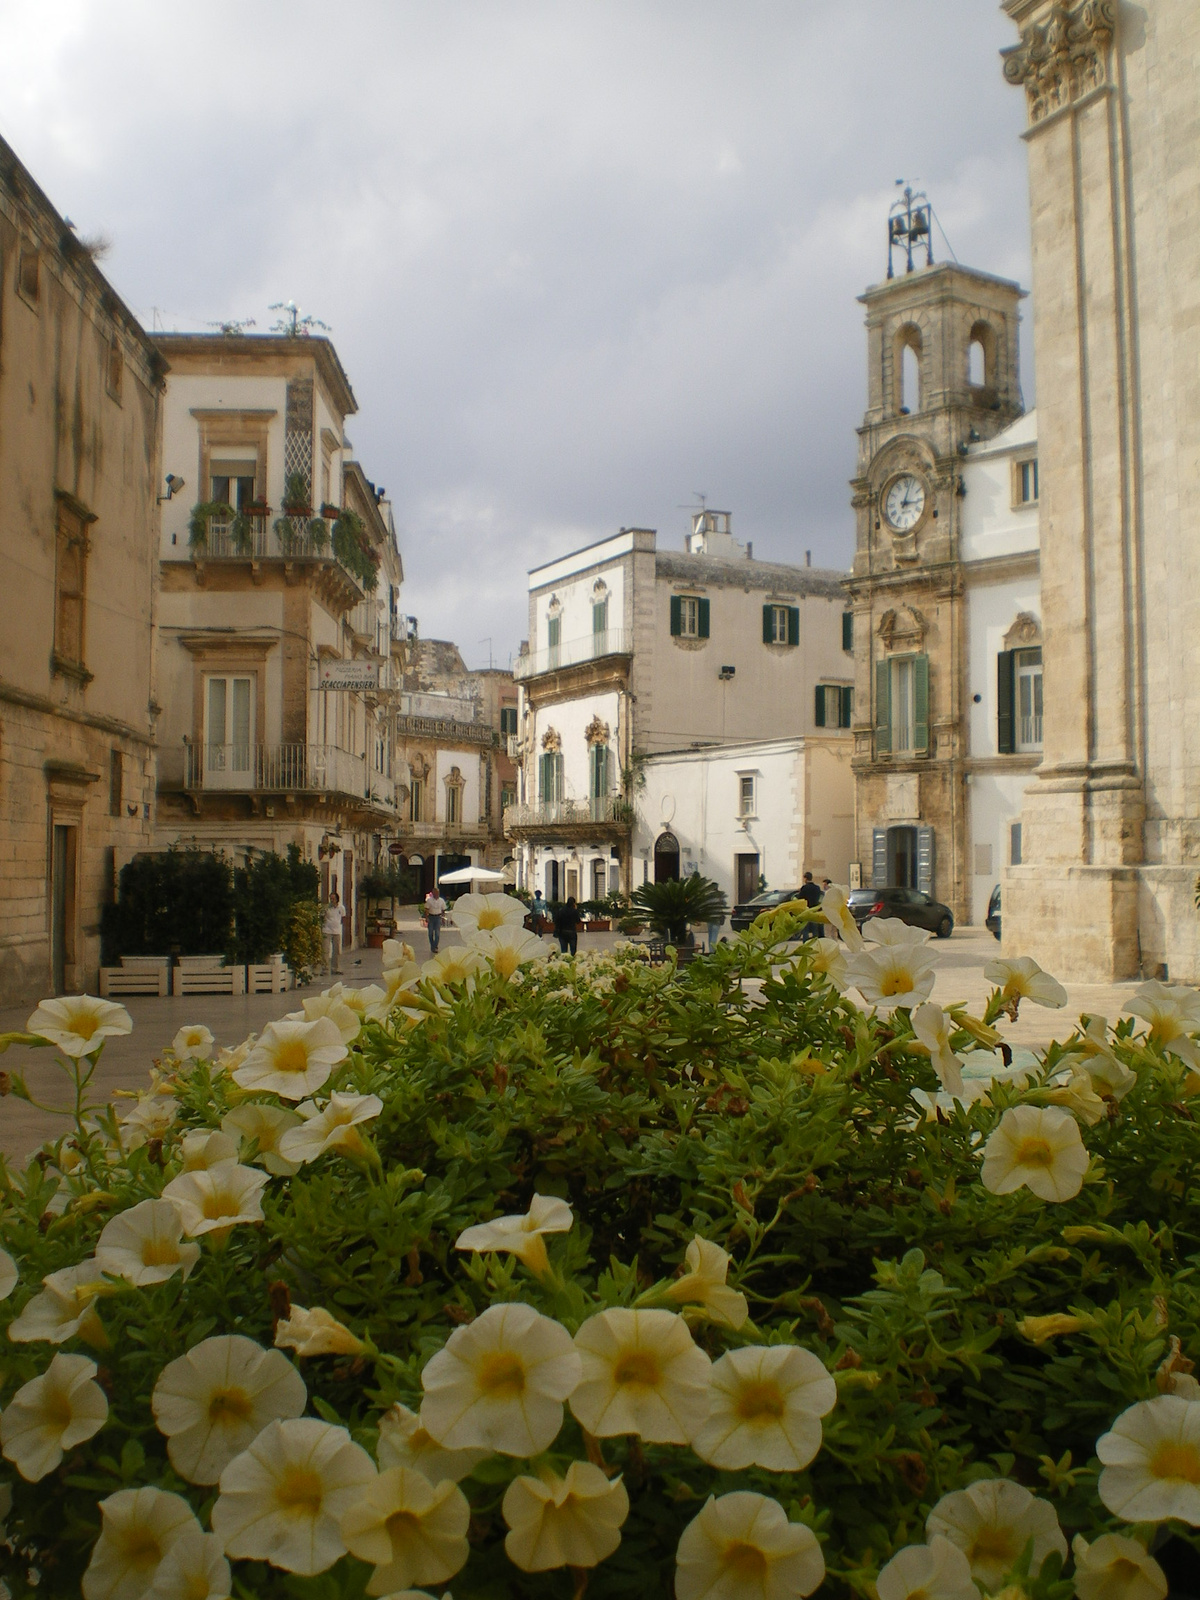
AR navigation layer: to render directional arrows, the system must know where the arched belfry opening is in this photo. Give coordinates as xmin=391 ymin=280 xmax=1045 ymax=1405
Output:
xmin=968 ymin=320 xmax=997 ymax=391
xmin=894 ymin=325 xmax=922 ymax=415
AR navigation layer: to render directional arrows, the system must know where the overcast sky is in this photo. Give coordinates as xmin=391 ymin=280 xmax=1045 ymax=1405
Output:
xmin=0 ymin=2 xmax=1031 ymax=668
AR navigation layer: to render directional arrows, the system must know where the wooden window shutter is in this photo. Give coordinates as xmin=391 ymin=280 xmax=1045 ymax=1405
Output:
xmin=913 ymin=653 xmax=930 ymax=753
xmin=787 ymin=607 xmax=800 ymax=646
xmin=917 ymin=825 xmax=936 ymax=896
xmin=872 ymin=828 xmax=887 ymax=888
xmin=996 ymin=650 xmax=1015 ymax=753
xmin=814 ymin=685 xmax=826 ymax=727
xmin=670 ymin=595 xmax=682 ymax=636
xmin=875 ymin=660 xmax=891 ymax=754
xmin=698 ymin=598 xmax=710 ymax=638
xmin=538 ymin=753 xmax=549 ymax=800
xmin=841 ymin=686 xmax=854 ymax=728
xmin=842 ymin=610 xmax=853 ymax=652
xmin=762 ymin=604 xmax=773 ymax=644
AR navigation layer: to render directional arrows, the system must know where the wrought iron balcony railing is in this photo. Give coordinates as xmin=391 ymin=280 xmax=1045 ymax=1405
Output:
xmin=179 ymin=742 xmax=394 ymax=807
xmin=513 ymin=628 xmax=632 ymax=681
xmin=503 ymin=795 xmax=634 ymax=831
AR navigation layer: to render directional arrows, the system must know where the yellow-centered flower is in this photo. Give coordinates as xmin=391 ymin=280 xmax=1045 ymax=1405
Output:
xmin=161 ymin=1160 xmax=270 ymax=1238
xmin=981 ymin=1105 xmax=1089 ymax=1203
xmin=569 ymin=1308 xmax=711 ymax=1444
xmin=691 ymin=1344 xmax=835 ymax=1471
xmin=274 ymin=1305 xmax=368 ymax=1358
xmin=664 ymin=1236 xmax=748 ymax=1329
xmin=503 ymin=1460 xmax=629 ymax=1572
xmin=95 ymin=1199 xmax=201 ymax=1286
xmin=1 ymin=1352 xmax=108 ymax=1481
xmin=926 ymin=1478 xmax=1067 ymax=1590
xmin=26 ymin=994 xmax=132 ymax=1057
xmin=675 ymin=1491 xmax=825 ymax=1600
xmin=1097 ymin=1395 xmax=1200 ymax=1524
xmin=339 ymin=1464 xmax=470 ymax=1594
xmin=152 ymin=1333 xmax=307 ymax=1485
xmin=172 ymin=1024 xmax=214 ymax=1060
xmin=233 ymin=1016 xmax=348 ymax=1100
xmin=876 ymin=1536 xmax=981 ymax=1600
xmin=1072 ymin=1533 xmax=1167 ymax=1600
xmin=455 ymin=1193 xmax=574 ymax=1276
xmin=222 ymin=1101 xmax=303 ymax=1175
xmin=452 ymin=892 xmax=528 ymax=935
xmin=278 ymin=1092 xmax=383 ymax=1165
xmin=983 ymin=955 xmax=1068 ymax=1010
xmin=82 ymin=1487 xmax=200 ymax=1600
xmin=376 ymin=1400 xmax=488 ymax=1483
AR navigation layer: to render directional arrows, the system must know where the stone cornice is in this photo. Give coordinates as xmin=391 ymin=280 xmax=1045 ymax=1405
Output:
xmin=0 ymin=678 xmax=155 ymax=747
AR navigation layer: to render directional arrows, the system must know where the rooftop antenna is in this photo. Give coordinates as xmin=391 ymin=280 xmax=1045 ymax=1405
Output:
xmin=268 ymin=300 xmax=331 ymax=337
xmin=887 ymin=182 xmax=933 ymax=278
xmin=479 ymin=636 xmax=493 ymax=669
xmin=208 ymin=317 xmax=257 ymax=336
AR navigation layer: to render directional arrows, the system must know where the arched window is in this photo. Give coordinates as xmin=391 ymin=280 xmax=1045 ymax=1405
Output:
xmin=653 ymin=831 xmax=680 ymax=883
xmin=894 ymin=325 xmax=922 ymax=414
xmin=968 ymin=320 xmax=996 ymax=390
xmin=968 ymin=339 xmax=986 ymax=386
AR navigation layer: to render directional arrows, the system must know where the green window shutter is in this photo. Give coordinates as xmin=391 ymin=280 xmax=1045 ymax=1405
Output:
xmin=997 ymin=649 xmax=1015 ymax=753
xmin=762 ymin=604 xmax=773 ymax=644
xmin=670 ymin=595 xmax=682 ymax=637
xmin=547 ymin=616 xmax=560 ymax=648
xmin=787 ymin=606 xmax=800 ymax=646
xmin=841 ymin=685 xmax=854 ymax=728
xmin=538 ymin=753 xmax=548 ymax=800
xmin=875 ymin=659 xmax=891 ymax=754
xmin=913 ymin=653 xmax=930 ymax=753
xmin=842 ymin=610 xmax=854 ymax=653
xmin=698 ymin=597 xmax=710 ymax=638
xmin=814 ymin=685 xmax=826 ymax=727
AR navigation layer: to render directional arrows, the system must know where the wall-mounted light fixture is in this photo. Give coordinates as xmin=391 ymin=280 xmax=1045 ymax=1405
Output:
xmin=157 ymin=473 xmax=185 ymax=504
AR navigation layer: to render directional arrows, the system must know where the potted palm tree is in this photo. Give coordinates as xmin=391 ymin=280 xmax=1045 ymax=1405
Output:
xmin=630 ymin=875 xmax=727 ymax=963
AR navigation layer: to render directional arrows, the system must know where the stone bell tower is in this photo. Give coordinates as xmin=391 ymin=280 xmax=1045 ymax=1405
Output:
xmin=846 ymin=191 xmax=1025 ymax=918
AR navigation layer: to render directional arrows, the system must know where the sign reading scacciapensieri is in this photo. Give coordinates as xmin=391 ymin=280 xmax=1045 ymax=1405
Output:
xmin=317 ymin=659 xmax=380 ymax=692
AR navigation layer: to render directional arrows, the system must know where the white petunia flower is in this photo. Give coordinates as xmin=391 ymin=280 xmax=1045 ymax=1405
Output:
xmin=691 ymin=1345 xmax=835 ymax=1471
xmin=232 ymin=1016 xmax=348 ymax=1100
xmin=927 ymin=1478 xmax=1067 ymax=1590
xmin=213 ymin=1038 xmax=255 ymax=1075
xmin=82 ymin=1487 xmax=199 ymax=1600
xmin=876 ymin=1536 xmax=980 ymax=1600
xmin=845 ymin=943 xmax=937 ymax=1012
xmin=152 ymin=1333 xmax=307 ymax=1485
xmin=339 ymin=1464 xmax=471 ymax=1593
xmin=286 ymin=990 xmax=363 ymax=1043
xmin=420 ymin=1302 xmax=581 ymax=1457
xmin=1125 ymin=982 xmax=1200 ymax=1073
xmin=675 ymin=1491 xmax=825 ymax=1600
xmin=911 ymin=1003 xmax=967 ymax=1098
xmin=455 ymin=1193 xmax=573 ymax=1276
xmin=984 ymin=955 xmax=1069 ymax=1010
xmin=862 ymin=917 xmax=931 ymax=947
xmin=805 ymin=937 xmax=852 ymax=990
xmin=503 ymin=1461 xmax=629 ymax=1572
xmin=1045 ymin=1069 xmax=1108 ymax=1126
xmin=221 ymin=1102 xmax=302 ymax=1175
xmin=423 ymin=949 xmax=485 ymax=987
xmin=26 ymin=995 xmax=132 ymax=1057
xmin=172 ymin=1025 xmax=214 ymax=1061
xmin=338 ymin=984 xmax=387 ymax=1020
xmin=1072 ymin=1533 xmax=1167 ymax=1600
xmin=569 ymin=1308 xmax=712 ymax=1444
xmin=981 ymin=1105 xmax=1089 ymax=1203
xmin=148 ymin=1527 xmax=232 ymax=1600
xmin=452 ymin=892 xmax=527 ymax=936
xmin=820 ymin=884 xmax=863 ymax=951
xmin=382 ymin=937 xmax=416 ymax=972
xmin=277 ymin=1092 xmax=383 ymax=1165
xmin=664 ymin=1236 xmax=748 ymax=1329
xmin=161 ymin=1160 xmax=269 ymax=1238
xmin=469 ymin=925 xmax=553 ymax=979
xmin=118 ymin=1094 xmax=179 ymax=1151
xmin=0 ymin=1352 xmax=108 ymax=1480
xmin=8 ymin=1258 xmax=110 ymax=1346
xmin=96 ymin=1199 xmax=201 ymax=1286
xmin=376 ymin=1401 xmax=488 ymax=1483
xmin=0 ymin=1248 xmax=17 ymax=1300
xmin=211 ymin=1416 xmax=377 ymax=1576
xmin=1074 ymin=1015 xmax=1138 ymax=1099
xmin=179 ymin=1129 xmax=240 ymax=1171
xmin=274 ymin=1305 xmax=367 ymax=1358
xmin=1097 ymin=1395 xmax=1200 ymax=1524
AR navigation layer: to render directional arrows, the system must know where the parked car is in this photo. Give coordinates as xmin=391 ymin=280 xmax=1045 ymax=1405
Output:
xmin=847 ymin=885 xmax=955 ymax=939
xmin=986 ymin=883 xmax=1001 ymax=941
xmin=729 ymin=888 xmax=805 ymax=934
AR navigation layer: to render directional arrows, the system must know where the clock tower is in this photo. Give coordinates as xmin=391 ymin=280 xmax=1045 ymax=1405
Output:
xmin=845 ymin=202 xmax=1026 ymax=919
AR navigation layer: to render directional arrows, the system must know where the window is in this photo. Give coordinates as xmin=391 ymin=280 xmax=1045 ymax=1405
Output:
xmin=446 ymin=783 xmax=462 ymax=826
xmin=206 ymin=676 xmax=253 ymax=775
xmin=815 ymin=685 xmax=853 ymax=728
xmin=875 ymin=654 xmax=929 ymax=756
xmin=1015 ymin=648 xmax=1043 ymax=750
xmin=670 ymin=595 xmax=709 ymax=639
xmin=17 ymin=244 xmax=39 ymax=304
xmin=53 ymin=500 xmax=91 ymax=674
xmin=593 ymin=598 xmax=608 ymax=637
xmin=539 ymin=751 xmax=564 ymax=805
xmin=589 ymin=744 xmax=611 ymax=802
xmin=499 ymin=706 xmax=518 ymax=738
xmin=500 ymin=784 xmax=516 ymax=812
xmin=738 ymin=774 xmax=756 ymax=817
xmin=410 ymin=778 xmax=424 ymax=823
xmin=762 ymin=604 xmax=799 ymax=646
xmin=109 ymin=750 xmax=123 ymax=817
xmin=547 ymin=614 xmax=561 ymax=666
xmin=1018 ymin=458 xmax=1039 ymax=504
xmin=210 ymin=458 xmax=257 ymax=511
xmin=106 ymin=338 xmax=123 ymax=402
xmin=842 ymin=610 xmax=854 ymax=653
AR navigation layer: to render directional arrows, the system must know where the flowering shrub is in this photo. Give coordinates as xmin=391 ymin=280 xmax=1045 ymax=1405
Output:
xmin=2 ymin=893 xmax=1200 ymax=1598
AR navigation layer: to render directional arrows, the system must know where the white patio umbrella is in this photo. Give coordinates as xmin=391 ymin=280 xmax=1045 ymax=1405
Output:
xmin=438 ymin=864 xmax=507 ymax=885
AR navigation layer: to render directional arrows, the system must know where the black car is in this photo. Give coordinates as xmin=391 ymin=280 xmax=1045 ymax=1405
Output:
xmin=729 ymin=888 xmax=806 ymax=934
xmin=986 ymin=883 xmax=1001 ymax=941
xmin=847 ymin=885 xmax=954 ymax=938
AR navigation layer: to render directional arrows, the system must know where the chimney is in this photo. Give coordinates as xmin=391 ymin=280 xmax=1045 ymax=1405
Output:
xmin=746 ymin=541 xmax=753 ymax=559
xmin=805 ymin=550 xmax=812 ymax=566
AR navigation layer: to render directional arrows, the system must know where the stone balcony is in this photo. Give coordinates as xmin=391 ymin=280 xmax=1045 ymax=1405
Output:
xmin=163 ymin=742 xmax=396 ymax=815
xmin=503 ymin=795 xmax=633 ymax=843
xmin=513 ymin=628 xmax=632 ymax=682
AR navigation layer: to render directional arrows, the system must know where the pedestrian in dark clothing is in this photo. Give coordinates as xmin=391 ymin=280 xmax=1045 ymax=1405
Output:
xmin=797 ymin=871 xmax=822 ymax=940
xmin=554 ymin=895 xmax=582 ymax=956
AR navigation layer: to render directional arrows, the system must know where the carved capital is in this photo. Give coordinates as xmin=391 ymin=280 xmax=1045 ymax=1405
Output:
xmin=1002 ymin=0 xmax=1115 ymax=124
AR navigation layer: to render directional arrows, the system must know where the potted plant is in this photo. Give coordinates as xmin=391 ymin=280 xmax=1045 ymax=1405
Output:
xmin=187 ymin=500 xmax=232 ymax=552
xmin=319 ymin=501 xmax=340 ymax=520
xmin=630 ymin=874 xmax=728 ymax=963
xmin=281 ymin=471 xmax=311 ymax=517
xmin=230 ymin=512 xmax=254 ymax=555
xmin=308 ymin=516 xmax=329 ymax=553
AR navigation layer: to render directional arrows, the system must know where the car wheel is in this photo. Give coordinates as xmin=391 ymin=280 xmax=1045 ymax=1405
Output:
xmin=937 ymin=915 xmax=953 ymax=939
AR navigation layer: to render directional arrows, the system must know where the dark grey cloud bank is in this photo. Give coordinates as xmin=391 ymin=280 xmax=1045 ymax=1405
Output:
xmin=0 ymin=2 xmax=1030 ymax=666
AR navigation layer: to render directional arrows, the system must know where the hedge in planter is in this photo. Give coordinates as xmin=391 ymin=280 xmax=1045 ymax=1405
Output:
xmin=1 ymin=900 xmax=1200 ymax=1599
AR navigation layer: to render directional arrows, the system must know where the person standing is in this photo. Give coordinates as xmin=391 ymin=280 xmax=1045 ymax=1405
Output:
xmin=797 ymin=872 xmax=822 ymax=941
xmin=424 ymin=887 xmax=447 ymax=954
xmin=530 ymin=889 xmax=548 ymax=933
xmin=322 ymin=892 xmax=343 ymax=976
xmin=553 ymin=895 xmax=582 ymax=956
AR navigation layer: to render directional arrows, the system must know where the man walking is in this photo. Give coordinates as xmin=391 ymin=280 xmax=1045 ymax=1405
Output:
xmin=553 ymin=895 xmax=582 ymax=956
xmin=797 ymin=871 xmax=822 ymax=941
xmin=424 ymin=886 xmax=447 ymax=954
xmin=322 ymin=892 xmax=344 ymax=976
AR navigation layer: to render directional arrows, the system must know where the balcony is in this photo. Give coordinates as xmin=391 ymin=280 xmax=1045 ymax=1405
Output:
xmin=506 ymin=734 xmax=522 ymax=758
xmin=513 ymin=628 xmax=632 ymax=682
xmin=177 ymin=742 xmax=395 ymax=810
xmin=504 ymin=795 xmax=633 ymax=839
xmin=182 ymin=514 xmax=370 ymax=602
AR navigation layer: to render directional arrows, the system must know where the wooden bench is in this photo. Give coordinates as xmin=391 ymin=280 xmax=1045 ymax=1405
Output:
xmin=99 ymin=967 xmax=169 ymax=998
xmin=246 ymin=962 xmax=292 ymax=995
xmin=172 ymin=965 xmax=246 ymax=997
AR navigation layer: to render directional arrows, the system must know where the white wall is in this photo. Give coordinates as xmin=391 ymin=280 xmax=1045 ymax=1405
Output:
xmin=960 ymin=411 xmax=1039 ymax=563
xmin=434 ymin=748 xmax=481 ymax=827
xmin=968 ymin=771 xmax=1031 ymax=926
xmin=529 ymin=690 xmax=621 ymax=802
xmin=531 ymin=562 xmax=628 ymax=657
xmin=967 ymin=577 xmax=1043 ymax=759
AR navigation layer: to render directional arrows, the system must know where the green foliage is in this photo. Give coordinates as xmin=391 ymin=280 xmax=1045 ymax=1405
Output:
xmin=331 ymin=509 xmax=380 ymax=591
xmin=358 ymin=863 xmax=420 ymax=903
xmin=186 ymin=500 xmax=233 ymax=549
xmin=5 ymin=917 xmax=1200 ymax=1596
xmin=282 ymin=470 xmax=311 ymax=512
xmin=232 ymin=844 xmax=320 ymax=964
xmin=100 ymin=848 xmax=235 ymax=959
xmin=285 ymin=899 xmax=324 ymax=983
xmin=632 ymin=873 xmax=728 ymax=943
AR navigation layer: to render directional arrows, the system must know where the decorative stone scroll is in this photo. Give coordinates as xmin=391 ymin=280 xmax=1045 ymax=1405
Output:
xmin=541 ymin=727 xmax=562 ymax=753
xmin=1001 ymin=0 xmax=1115 ymax=124
xmin=877 ymin=605 xmax=928 ymax=652
xmin=1003 ymin=611 xmax=1043 ymax=650
xmin=584 ymin=716 xmax=611 ymax=748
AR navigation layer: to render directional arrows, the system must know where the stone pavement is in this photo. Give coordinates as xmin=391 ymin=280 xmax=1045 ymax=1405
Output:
xmin=0 ymin=922 xmax=1143 ymax=1165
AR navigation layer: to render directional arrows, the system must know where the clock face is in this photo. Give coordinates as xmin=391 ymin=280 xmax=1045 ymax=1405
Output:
xmin=884 ymin=474 xmax=926 ymax=533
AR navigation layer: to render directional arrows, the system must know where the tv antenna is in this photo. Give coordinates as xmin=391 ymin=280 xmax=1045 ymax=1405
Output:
xmin=269 ymin=301 xmax=331 ymax=337
xmin=887 ymin=182 xmax=933 ymax=278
